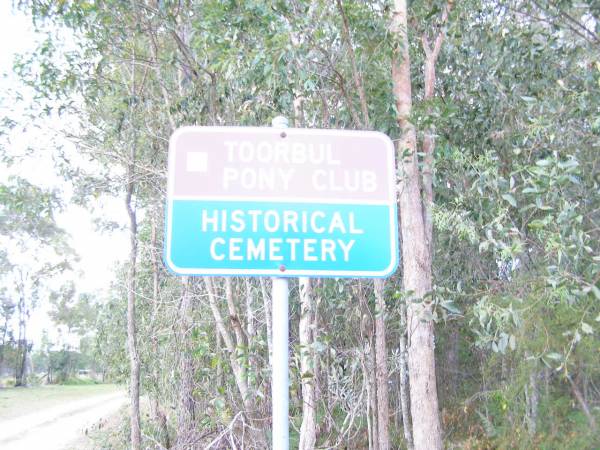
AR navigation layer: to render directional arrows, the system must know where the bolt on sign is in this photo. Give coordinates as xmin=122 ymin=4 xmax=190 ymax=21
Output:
xmin=164 ymin=127 xmax=399 ymax=277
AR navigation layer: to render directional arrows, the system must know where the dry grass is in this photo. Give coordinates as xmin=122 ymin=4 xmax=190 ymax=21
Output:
xmin=0 ymin=384 xmax=121 ymax=421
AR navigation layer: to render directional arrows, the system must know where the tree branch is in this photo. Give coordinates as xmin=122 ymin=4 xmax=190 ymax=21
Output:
xmin=335 ymin=0 xmax=370 ymax=128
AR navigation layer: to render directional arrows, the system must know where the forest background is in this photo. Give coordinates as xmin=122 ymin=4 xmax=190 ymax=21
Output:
xmin=0 ymin=0 xmax=599 ymax=449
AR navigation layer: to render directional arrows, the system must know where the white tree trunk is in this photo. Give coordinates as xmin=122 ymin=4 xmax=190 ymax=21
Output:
xmin=125 ymin=51 xmax=141 ymax=448
xmin=204 ymin=277 xmax=267 ymax=447
xmin=299 ymin=277 xmax=317 ymax=450
xmin=244 ymin=278 xmax=257 ymax=390
xmin=374 ymin=279 xmax=390 ymax=450
xmin=392 ymin=1 xmax=443 ymax=448
xmin=150 ymin=219 xmax=170 ymax=448
xmin=125 ymin=152 xmax=141 ymax=450
xmin=176 ymin=278 xmax=196 ymax=445
xmin=259 ymin=277 xmax=273 ymax=370
xmin=399 ymin=300 xmax=414 ymax=450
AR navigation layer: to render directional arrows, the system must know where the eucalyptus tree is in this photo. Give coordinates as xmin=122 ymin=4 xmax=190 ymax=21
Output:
xmin=0 ymin=174 xmax=73 ymax=386
xmin=13 ymin=0 xmax=600 ymax=448
xmin=389 ymin=0 xmax=456 ymax=447
xmin=427 ymin=0 xmax=600 ymax=446
xmin=0 ymin=288 xmax=16 ymax=372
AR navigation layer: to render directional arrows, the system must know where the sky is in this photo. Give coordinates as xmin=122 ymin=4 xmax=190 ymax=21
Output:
xmin=1 ymin=3 xmax=129 ymax=348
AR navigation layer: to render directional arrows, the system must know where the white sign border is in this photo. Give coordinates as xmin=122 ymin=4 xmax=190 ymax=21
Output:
xmin=164 ymin=126 xmax=399 ymax=278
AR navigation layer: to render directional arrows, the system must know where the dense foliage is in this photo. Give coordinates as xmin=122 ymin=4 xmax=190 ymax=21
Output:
xmin=3 ymin=0 xmax=599 ymax=448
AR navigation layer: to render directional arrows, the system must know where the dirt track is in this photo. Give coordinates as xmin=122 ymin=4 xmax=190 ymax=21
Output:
xmin=0 ymin=391 xmax=126 ymax=450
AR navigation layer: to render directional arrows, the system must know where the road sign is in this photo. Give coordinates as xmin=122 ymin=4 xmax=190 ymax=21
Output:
xmin=164 ymin=126 xmax=398 ymax=277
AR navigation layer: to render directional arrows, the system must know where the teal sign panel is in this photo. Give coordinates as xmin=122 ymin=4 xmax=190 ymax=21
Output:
xmin=164 ymin=127 xmax=398 ymax=278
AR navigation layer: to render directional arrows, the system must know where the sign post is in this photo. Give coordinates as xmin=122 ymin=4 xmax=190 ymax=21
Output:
xmin=270 ymin=116 xmax=290 ymax=450
xmin=164 ymin=119 xmax=399 ymax=448
xmin=271 ymin=276 xmax=289 ymax=448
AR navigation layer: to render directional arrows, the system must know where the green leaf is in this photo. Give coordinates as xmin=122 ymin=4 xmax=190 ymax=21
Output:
xmin=557 ymin=159 xmax=579 ymax=170
xmin=420 ymin=309 xmax=434 ymax=322
xmin=479 ymin=241 xmax=489 ymax=252
xmin=546 ymin=352 xmax=562 ymax=361
xmin=312 ymin=341 xmax=326 ymax=353
xmin=528 ymin=219 xmax=546 ymax=230
xmin=502 ymin=193 xmax=517 ymax=207
xmin=581 ymin=322 xmax=593 ymax=335
xmin=440 ymin=300 xmax=461 ymax=315
xmin=424 ymin=5 xmax=441 ymax=20
xmin=536 ymin=159 xmax=552 ymax=167
xmin=498 ymin=333 xmax=508 ymax=353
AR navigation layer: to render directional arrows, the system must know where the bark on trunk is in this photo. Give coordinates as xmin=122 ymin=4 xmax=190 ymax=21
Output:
xmin=15 ymin=340 xmax=28 ymax=387
xmin=259 ymin=278 xmax=273 ymax=370
xmin=374 ymin=279 xmax=390 ymax=450
xmin=391 ymin=1 xmax=444 ymax=448
xmin=225 ymin=278 xmax=246 ymax=354
xmin=0 ymin=315 xmax=9 ymax=371
xmin=369 ymin=335 xmax=380 ymax=450
xmin=568 ymin=374 xmax=597 ymax=433
xmin=125 ymin=141 xmax=141 ymax=450
xmin=358 ymin=280 xmax=379 ymax=450
xmin=360 ymin=345 xmax=375 ymax=450
xmin=15 ymin=282 xmax=27 ymax=387
xmin=299 ymin=277 xmax=317 ymax=450
xmin=204 ymin=277 xmax=268 ymax=447
xmin=177 ymin=278 xmax=196 ymax=446
xmin=244 ymin=278 xmax=257 ymax=390
xmin=336 ymin=0 xmax=370 ymax=129
xmin=215 ymin=330 xmax=224 ymax=388
xmin=150 ymin=219 xmax=170 ymax=449
xmin=125 ymin=45 xmax=141 ymax=447
xmin=403 ymin=244 xmax=442 ymax=450
xmin=524 ymin=353 xmax=539 ymax=436
xmin=399 ymin=300 xmax=414 ymax=450
xmin=420 ymin=1 xmax=451 ymax=259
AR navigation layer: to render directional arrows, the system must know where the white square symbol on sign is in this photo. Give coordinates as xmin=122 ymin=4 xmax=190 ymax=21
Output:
xmin=186 ymin=151 xmax=208 ymax=172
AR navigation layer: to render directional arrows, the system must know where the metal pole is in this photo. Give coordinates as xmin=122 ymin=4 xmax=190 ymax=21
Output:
xmin=271 ymin=277 xmax=289 ymax=449
xmin=271 ymin=115 xmax=289 ymax=450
